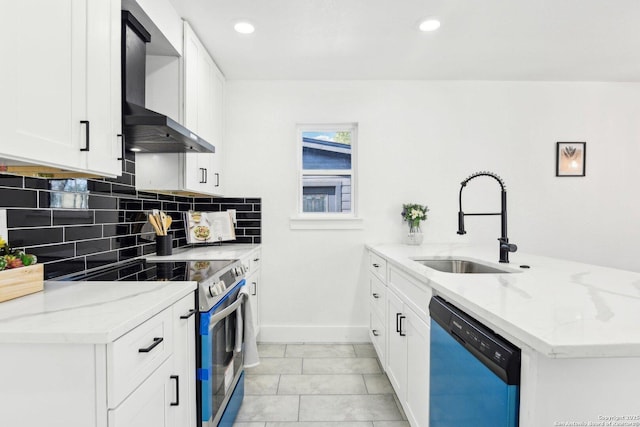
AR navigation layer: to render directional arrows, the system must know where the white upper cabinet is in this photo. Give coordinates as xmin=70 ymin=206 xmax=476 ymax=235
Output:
xmin=137 ymin=21 xmax=225 ymax=197
xmin=183 ymin=21 xmax=225 ymax=195
xmin=0 ymin=0 xmax=122 ymax=177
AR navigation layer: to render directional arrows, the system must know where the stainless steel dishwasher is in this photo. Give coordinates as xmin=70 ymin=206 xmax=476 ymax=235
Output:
xmin=429 ymin=296 xmax=521 ymax=427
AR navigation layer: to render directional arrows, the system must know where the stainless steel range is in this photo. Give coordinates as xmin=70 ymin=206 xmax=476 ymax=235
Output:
xmin=58 ymin=258 xmax=248 ymax=427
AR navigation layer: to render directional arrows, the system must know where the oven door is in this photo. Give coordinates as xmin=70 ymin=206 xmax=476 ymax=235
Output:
xmin=198 ymin=279 xmax=246 ymax=426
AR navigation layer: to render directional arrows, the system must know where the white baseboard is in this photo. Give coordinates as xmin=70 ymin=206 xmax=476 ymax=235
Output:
xmin=258 ymin=325 xmax=370 ymax=343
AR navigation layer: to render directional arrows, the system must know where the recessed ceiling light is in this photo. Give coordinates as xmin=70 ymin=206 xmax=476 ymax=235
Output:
xmin=419 ymin=19 xmax=441 ymax=32
xmin=234 ymin=21 xmax=255 ymax=34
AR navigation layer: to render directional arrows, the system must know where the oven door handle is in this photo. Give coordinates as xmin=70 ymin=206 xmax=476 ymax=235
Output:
xmin=207 ymin=293 xmax=247 ymax=332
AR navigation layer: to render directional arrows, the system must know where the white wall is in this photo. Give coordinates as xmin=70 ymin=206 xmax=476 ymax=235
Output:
xmin=223 ymin=80 xmax=640 ymax=342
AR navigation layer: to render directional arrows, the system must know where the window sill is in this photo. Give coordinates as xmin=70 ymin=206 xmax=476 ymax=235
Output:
xmin=289 ymin=216 xmax=364 ymax=230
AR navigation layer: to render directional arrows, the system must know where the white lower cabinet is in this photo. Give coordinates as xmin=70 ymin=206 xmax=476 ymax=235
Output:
xmin=386 ymin=288 xmax=430 ymax=427
xmin=386 ymin=289 xmax=406 ymax=398
xmin=108 ymin=357 xmax=174 ymax=427
xmin=367 ymin=250 xmax=431 ymax=427
xmin=0 ymin=293 xmax=195 ymax=427
xmin=404 ymin=307 xmax=430 ymax=427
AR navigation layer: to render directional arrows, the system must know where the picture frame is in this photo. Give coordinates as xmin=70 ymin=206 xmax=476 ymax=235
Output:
xmin=556 ymin=142 xmax=586 ymax=177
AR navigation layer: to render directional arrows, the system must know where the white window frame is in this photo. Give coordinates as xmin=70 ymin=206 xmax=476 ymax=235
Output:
xmin=290 ymin=123 xmax=363 ymax=230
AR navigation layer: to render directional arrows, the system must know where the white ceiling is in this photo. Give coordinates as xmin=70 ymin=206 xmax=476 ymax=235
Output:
xmin=167 ymin=0 xmax=640 ymax=81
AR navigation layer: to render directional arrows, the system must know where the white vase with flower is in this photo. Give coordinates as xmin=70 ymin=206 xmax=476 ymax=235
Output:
xmin=401 ymin=203 xmax=429 ymax=245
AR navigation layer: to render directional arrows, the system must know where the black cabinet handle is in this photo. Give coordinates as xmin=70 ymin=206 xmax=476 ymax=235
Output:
xmin=396 ymin=313 xmax=401 ymax=333
xmin=80 ymin=120 xmax=90 ymax=152
xmin=180 ymin=309 xmax=196 ymax=319
xmin=170 ymin=375 xmax=179 ymax=406
xmin=372 ymin=329 xmax=379 ymax=337
xmin=253 ymin=258 xmax=260 ymax=262
xmin=138 ymin=337 xmax=163 ymax=353
xmin=372 ymin=293 xmax=380 ymax=299
xmin=117 ymin=133 xmax=125 ymax=162
xmin=399 ymin=316 xmax=406 ymax=336
xmin=251 ymin=281 xmax=257 ymax=296
xmin=199 ymin=168 xmax=206 ymax=183
xmin=214 ymin=172 xmax=220 ymax=187
xmin=372 ymin=263 xmax=380 ymax=268
xmin=204 ymin=168 xmax=208 ymax=183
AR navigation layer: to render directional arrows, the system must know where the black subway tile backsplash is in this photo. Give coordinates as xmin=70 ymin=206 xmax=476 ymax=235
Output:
xmin=7 ymin=209 xmax=51 ymax=228
xmin=29 ymin=243 xmax=76 ymax=263
xmin=77 ymin=238 xmax=111 ymax=256
xmin=89 ymin=194 xmax=118 ymax=210
xmin=24 ymin=177 xmax=48 ymax=190
xmin=0 ymin=188 xmax=38 ymax=208
xmin=44 ymin=257 xmax=86 ymax=279
xmin=9 ymin=227 xmax=64 ymax=246
xmin=65 ymin=225 xmax=103 ymax=241
xmin=1 ymin=159 xmax=261 ymax=279
xmin=95 ymin=210 xmax=123 ymax=224
xmin=53 ymin=210 xmax=94 ymax=226
xmin=0 ymin=175 xmax=24 ymax=188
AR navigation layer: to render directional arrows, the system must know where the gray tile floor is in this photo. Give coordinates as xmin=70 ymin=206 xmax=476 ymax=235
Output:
xmin=234 ymin=343 xmax=410 ymax=427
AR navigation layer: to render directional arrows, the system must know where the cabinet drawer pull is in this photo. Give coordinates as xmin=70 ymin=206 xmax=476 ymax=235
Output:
xmin=170 ymin=375 xmax=180 ymax=406
xmin=138 ymin=337 xmax=163 ymax=353
xmin=251 ymin=281 xmax=257 ymax=296
xmin=372 ymin=263 xmax=380 ymax=268
xmin=396 ymin=313 xmax=402 ymax=333
xmin=372 ymin=293 xmax=380 ymax=299
xmin=372 ymin=329 xmax=379 ymax=337
xmin=214 ymin=172 xmax=220 ymax=187
xmin=180 ymin=309 xmax=196 ymax=319
xmin=80 ymin=120 xmax=90 ymax=152
xmin=399 ymin=316 xmax=406 ymax=337
xmin=253 ymin=258 xmax=260 ymax=262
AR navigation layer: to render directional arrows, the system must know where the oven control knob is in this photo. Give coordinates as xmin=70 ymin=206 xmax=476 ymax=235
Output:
xmin=208 ymin=284 xmax=217 ymax=298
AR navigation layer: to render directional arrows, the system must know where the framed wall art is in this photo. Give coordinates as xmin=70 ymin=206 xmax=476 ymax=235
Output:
xmin=556 ymin=142 xmax=586 ymax=177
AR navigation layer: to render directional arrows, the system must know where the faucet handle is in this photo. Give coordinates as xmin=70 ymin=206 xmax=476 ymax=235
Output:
xmin=499 ymin=238 xmax=518 ymax=253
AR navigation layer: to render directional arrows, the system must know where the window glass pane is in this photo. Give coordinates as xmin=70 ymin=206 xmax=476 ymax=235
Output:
xmin=302 ymin=131 xmax=352 ymax=170
xmin=302 ymin=175 xmax=351 ymax=213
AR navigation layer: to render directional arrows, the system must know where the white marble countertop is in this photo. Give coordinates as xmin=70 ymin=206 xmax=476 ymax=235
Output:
xmin=0 ymin=280 xmax=196 ymax=344
xmin=368 ymin=243 xmax=640 ymax=358
xmin=146 ymin=243 xmax=260 ymax=262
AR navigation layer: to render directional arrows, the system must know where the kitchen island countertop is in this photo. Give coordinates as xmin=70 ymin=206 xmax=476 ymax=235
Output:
xmin=368 ymin=243 xmax=640 ymax=358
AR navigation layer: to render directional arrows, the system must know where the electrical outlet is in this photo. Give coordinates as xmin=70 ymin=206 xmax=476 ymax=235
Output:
xmin=227 ymin=209 xmax=237 ymax=225
xmin=0 ymin=209 xmax=6 ymax=242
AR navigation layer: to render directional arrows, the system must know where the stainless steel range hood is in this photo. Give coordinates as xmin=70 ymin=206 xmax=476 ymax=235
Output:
xmin=122 ymin=11 xmax=215 ymax=154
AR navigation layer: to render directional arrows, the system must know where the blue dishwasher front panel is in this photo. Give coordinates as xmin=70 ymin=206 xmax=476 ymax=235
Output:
xmin=429 ymin=321 xmax=519 ymax=427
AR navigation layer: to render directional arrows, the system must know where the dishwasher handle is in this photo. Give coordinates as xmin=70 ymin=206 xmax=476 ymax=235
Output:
xmin=429 ymin=296 xmax=521 ymax=385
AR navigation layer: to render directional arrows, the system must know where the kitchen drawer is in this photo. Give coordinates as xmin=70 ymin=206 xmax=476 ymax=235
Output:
xmin=369 ymin=273 xmax=386 ymax=319
xmin=369 ymin=252 xmax=387 ymax=283
xmin=369 ymin=310 xmax=385 ymax=367
xmin=107 ymin=307 xmax=174 ymax=407
xmin=388 ymin=266 xmax=432 ymax=321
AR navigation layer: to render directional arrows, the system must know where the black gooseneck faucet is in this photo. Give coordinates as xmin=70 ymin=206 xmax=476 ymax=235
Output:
xmin=457 ymin=171 xmax=517 ymax=263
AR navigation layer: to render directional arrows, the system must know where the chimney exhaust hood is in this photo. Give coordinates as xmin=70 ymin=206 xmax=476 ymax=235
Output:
xmin=122 ymin=11 xmax=215 ymax=154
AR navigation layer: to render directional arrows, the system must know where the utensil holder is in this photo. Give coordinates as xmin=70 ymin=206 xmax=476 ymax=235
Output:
xmin=156 ymin=234 xmax=173 ymax=256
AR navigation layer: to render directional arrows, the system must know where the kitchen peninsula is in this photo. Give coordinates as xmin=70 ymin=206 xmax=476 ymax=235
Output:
xmin=368 ymin=243 xmax=640 ymax=427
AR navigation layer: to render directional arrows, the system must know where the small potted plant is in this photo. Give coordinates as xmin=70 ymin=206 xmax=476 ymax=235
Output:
xmin=401 ymin=203 xmax=429 ymax=245
xmin=0 ymin=235 xmax=42 ymax=303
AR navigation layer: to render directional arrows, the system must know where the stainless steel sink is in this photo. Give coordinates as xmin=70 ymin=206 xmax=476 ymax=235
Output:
xmin=413 ymin=258 xmax=514 ymax=274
